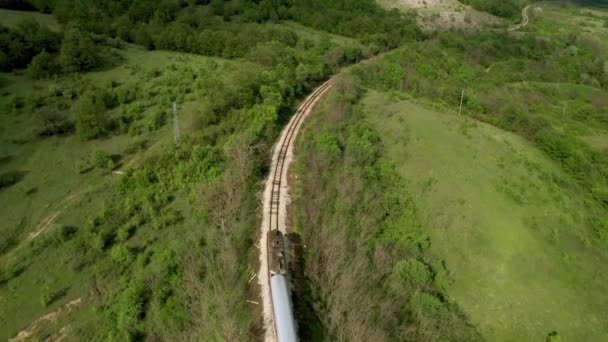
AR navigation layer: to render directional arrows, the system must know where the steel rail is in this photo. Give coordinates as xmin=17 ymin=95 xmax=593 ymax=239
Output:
xmin=265 ymin=75 xmax=337 ymax=340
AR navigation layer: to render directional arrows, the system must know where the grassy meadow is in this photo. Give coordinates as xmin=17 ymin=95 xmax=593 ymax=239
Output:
xmin=0 ymin=46 xmax=243 ymax=340
xmin=0 ymin=8 xmax=59 ymax=31
xmin=363 ymin=91 xmax=608 ymax=341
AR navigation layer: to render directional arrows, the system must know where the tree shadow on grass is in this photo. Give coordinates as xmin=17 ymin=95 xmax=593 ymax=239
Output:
xmin=0 ymin=170 xmax=27 ymax=190
xmin=0 ymin=154 xmax=13 ymax=166
xmin=0 ymin=263 xmax=29 ymax=287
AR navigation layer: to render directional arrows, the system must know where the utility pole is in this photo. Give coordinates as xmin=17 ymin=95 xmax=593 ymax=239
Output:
xmin=458 ymin=89 xmax=465 ymax=116
xmin=173 ymin=102 xmax=180 ymax=144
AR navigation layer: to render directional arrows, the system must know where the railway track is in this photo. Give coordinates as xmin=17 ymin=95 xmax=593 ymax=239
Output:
xmin=259 ymin=76 xmax=338 ymax=341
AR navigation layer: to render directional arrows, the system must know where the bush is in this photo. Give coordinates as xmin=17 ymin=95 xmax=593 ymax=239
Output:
xmin=111 ymin=244 xmax=133 ymax=265
xmin=40 ymin=286 xmax=53 ymax=307
xmin=28 ymin=50 xmax=57 ymax=79
xmin=36 ymin=108 xmax=72 ymax=136
xmin=40 ymin=286 xmax=65 ymax=307
xmin=90 ymin=231 xmax=113 ymax=251
xmin=73 ymin=94 xmax=107 ymax=140
xmin=146 ymin=110 xmax=167 ymax=132
xmin=109 ymin=280 xmax=145 ymax=340
xmin=91 ymin=150 xmax=116 ymax=170
xmin=59 ymin=28 xmax=99 ymax=72
xmin=392 ymin=259 xmax=433 ymax=288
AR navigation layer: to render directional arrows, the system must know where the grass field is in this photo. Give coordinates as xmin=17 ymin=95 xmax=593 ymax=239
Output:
xmin=0 ymin=46 xmax=241 ymax=340
xmin=0 ymin=8 xmax=59 ymax=31
xmin=526 ymin=2 xmax=608 ymax=52
xmin=363 ymin=90 xmax=608 ymax=341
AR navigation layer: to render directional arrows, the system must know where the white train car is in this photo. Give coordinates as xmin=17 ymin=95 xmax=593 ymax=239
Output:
xmin=271 ymin=274 xmax=297 ymax=342
xmin=268 ymin=230 xmax=298 ymax=342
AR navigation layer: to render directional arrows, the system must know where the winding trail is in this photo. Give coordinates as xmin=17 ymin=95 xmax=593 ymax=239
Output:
xmin=258 ymin=75 xmax=340 ymax=341
xmin=508 ymin=4 xmax=533 ymax=31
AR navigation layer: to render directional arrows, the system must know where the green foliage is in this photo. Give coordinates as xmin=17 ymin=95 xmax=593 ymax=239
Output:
xmin=91 ymin=150 xmax=116 ymax=170
xmin=72 ymin=93 xmax=107 ymax=140
xmin=546 ymin=331 xmax=563 ymax=342
xmin=39 ymin=285 xmax=65 ymax=307
xmin=0 ymin=171 xmax=22 ymax=189
xmin=110 ymin=244 xmax=134 ymax=266
xmin=59 ymin=27 xmax=98 ymax=72
xmin=314 ymin=133 xmax=341 ymax=161
xmin=40 ymin=285 xmax=53 ymax=307
xmin=0 ymin=18 xmax=60 ymax=70
xmin=355 ymin=28 xmax=608 ymax=245
xmin=108 ymin=279 xmax=146 ymax=340
xmin=36 ymin=107 xmax=72 ymax=136
xmin=295 ymin=78 xmax=479 ymax=340
xmin=247 ymin=41 xmax=297 ymax=67
xmin=391 ymin=259 xmax=433 ymax=288
xmin=27 ymin=50 xmax=57 ymax=78
xmin=0 ymin=0 xmax=419 ymax=339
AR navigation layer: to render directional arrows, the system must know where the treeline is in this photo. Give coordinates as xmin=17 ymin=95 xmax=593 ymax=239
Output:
xmin=0 ymin=19 xmax=59 ymax=70
xmin=0 ymin=0 xmax=420 ymax=75
xmin=294 ymin=77 xmax=480 ymax=341
xmin=352 ymin=29 xmax=608 ymax=245
xmin=41 ymin=0 xmax=418 ymax=48
xmin=458 ymin=0 xmax=530 ymax=19
xmin=0 ymin=19 xmax=102 ymax=76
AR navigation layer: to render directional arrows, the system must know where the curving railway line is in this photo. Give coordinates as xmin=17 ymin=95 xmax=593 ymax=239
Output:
xmin=258 ymin=75 xmax=338 ymax=342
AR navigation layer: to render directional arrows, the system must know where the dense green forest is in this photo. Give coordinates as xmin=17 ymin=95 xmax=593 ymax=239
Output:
xmin=1 ymin=0 xmax=420 ymax=74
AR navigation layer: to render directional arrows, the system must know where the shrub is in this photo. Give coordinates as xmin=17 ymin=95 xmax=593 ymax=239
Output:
xmin=39 ymin=286 xmax=65 ymax=307
xmin=146 ymin=110 xmax=167 ymax=132
xmin=40 ymin=286 xmax=53 ymax=307
xmin=111 ymin=244 xmax=133 ymax=265
xmin=36 ymin=108 xmax=72 ymax=136
xmin=59 ymin=28 xmax=99 ymax=72
xmin=91 ymin=150 xmax=115 ymax=170
xmin=28 ymin=50 xmax=57 ymax=79
xmin=410 ymin=290 xmax=443 ymax=314
xmin=391 ymin=259 xmax=433 ymax=288
xmin=109 ymin=280 xmax=145 ymax=339
xmin=73 ymin=94 xmax=107 ymax=140
xmin=90 ymin=231 xmax=113 ymax=251
xmin=117 ymin=225 xmax=134 ymax=242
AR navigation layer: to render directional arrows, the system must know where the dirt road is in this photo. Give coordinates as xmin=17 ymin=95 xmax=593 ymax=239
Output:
xmin=508 ymin=4 xmax=533 ymax=31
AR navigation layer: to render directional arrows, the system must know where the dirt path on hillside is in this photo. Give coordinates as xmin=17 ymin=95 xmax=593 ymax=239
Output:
xmin=508 ymin=4 xmax=533 ymax=31
xmin=9 ymin=297 xmax=82 ymax=342
xmin=26 ymin=187 xmax=91 ymax=241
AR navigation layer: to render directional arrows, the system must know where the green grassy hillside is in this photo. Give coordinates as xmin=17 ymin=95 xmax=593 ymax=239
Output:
xmin=363 ymin=91 xmax=608 ymax=341
xmin=0 ymin=46 xmax=248 ymax=340
xmin=0 ymin=0 xmax=418 ymax=338
xmin=0 ymin=8 xmax=59 ymax=31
